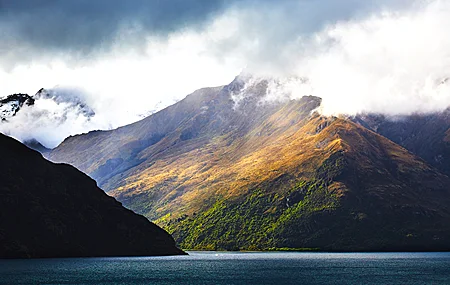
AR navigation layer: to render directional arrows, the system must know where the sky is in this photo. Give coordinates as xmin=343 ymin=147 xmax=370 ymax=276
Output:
xmin=0 ymin=0 xmax=449 ymax=147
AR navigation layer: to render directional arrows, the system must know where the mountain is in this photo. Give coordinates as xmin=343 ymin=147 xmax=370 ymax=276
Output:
xmin=0 ymin=88 xmax=95 ymax=122
xmin=0 ymin=133 xmax=184 ymax=258
xmin=48 ymin=76 xmax=450 ymax=251
xmin=353 ymin=112 xmax=450 ymax=176
xmin=48 ymin=76 xmax=311 ymax=188
xmin=0 ymin=88 xmax=96 ymax=149
xmin=0 ymin=93 xmax=35 ymax=121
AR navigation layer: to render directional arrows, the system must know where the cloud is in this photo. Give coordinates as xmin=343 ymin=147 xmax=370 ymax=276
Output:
xmin=289 ymin=0 xmax=450 ymax=115
xmin=0 ymin=0 xmax=230 ymax=68
xmin=0 ymin=32 xmax=243 ymax=147
xmin=203 ymin=0 xmax=412 ymax=74
xmin=214 ymin=0 xmax=450 ymax=116
xmin=0 ymin=87 xmax=96 ymax=147
xmin=0 ymin=0 xmax=413 ymax=68
xmin=0 ymin=0 xmax=449 ymax=147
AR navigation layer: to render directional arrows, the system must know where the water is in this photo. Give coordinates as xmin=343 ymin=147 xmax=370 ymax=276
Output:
xmin=1 ymin=252 xmax=450 ymax=284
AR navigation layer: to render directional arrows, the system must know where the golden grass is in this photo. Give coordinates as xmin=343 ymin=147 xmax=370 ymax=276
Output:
xmin=111 ymin=110 xmax=352 ymax=220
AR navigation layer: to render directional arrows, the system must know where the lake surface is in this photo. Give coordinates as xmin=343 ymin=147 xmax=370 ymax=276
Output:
xmin=1 ymin=251 xmax=450 ymax=284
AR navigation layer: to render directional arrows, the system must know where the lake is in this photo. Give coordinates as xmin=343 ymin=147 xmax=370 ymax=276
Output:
xmin=1 ymin=251 xmax=450 ymax=284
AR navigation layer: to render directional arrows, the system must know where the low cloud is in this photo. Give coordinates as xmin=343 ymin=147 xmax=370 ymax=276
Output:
xmin=292 ymin=0 xmax=450 ymax=115
xmin=217 ymin=0 xmax=450 ymax=116
xmin=0 ymin=88 xmax=96 ymax=147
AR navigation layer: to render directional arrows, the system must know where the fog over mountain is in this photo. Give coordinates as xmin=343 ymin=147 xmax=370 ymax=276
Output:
xmin=0 ymin=88 xmax=97 ymax=147
xmin=0 ymin=0 xmax=449 ymax=145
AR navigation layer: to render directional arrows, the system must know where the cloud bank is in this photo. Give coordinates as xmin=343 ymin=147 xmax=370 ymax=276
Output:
xmin=0 ymin=0 xmax=229 ymax=68
xmin=289 ymin=0 xmax=450 ymax=115
xmin=0 ymin=0 xmax=449 ymax=146
xmin=211 ymin=0 xmax=450 ymax=116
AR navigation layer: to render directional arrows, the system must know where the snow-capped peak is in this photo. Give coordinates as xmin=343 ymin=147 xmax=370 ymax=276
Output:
xmin=0 ymin=93 xmax=35 ymax=121
xmin=0 ymin=88 xmax=97 ymax=148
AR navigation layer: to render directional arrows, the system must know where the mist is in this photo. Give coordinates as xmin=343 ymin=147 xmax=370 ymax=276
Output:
xmin=0 ymin=0 xmax=449 ymax=147
xmin=290 ymin=0 xmax=450 ymax=116
xmin=218 ymin=0 xmax=450 ymax=116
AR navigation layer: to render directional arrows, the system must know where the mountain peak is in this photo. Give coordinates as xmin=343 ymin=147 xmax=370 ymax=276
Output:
xmin=0 ymin=93 xmax=35 ymax=121
xmin=0 ymin=88 xmax=97 ymax=148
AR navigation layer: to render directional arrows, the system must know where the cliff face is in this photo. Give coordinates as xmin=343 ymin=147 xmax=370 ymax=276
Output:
xmin=0 ymin=134 xmax=185 ymax=258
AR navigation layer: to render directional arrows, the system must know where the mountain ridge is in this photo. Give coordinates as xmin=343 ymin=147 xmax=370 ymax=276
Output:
xmin=353 ymin=112 xmax=450 ymax=176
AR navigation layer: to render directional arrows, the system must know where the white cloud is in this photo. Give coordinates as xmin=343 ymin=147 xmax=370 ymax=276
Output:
xmin=1 ymin=0 xmax=450 ymax=147
xmin=293 ymin=0 xmax=450 ymax=115
xmin=0 ymin=29 xmax=244 ymax=147
xmin=218 ymin=0 xmax=450 ymax=116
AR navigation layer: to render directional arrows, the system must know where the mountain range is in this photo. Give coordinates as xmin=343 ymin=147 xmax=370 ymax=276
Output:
xmin=46 ymin=76 xmax=450 ymax=251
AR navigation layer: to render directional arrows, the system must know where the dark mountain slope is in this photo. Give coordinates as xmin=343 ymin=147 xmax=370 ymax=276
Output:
xmin=24 ymin=139 xmax=52 ymax=153
xmin=354 ymin=112 xmax=450 ymax=176
xmin=0 ymin=134 xmax=184 ymax=258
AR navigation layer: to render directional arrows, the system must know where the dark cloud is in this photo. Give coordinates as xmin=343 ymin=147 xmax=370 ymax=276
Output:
xmin=0 ymin=0 xmax=227 ymax=42
xmin=0 ymin=0 xmax=231 ymax=66
xmin=201 ymin=0 xmax=412 ymax=75
xmin=1 ymin=0 xmax=441 ymax=145
xmin=0 ymin=0 xmax=412 ymax=68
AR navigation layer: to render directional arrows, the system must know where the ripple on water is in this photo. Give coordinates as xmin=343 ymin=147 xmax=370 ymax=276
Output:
xmin=0 ymin=252 xmax=449 ymax=285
